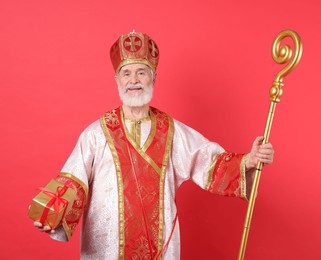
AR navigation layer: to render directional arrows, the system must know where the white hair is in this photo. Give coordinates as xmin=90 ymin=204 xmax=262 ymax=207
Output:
xmin=118 ymin=83 xmax=154 ymax=107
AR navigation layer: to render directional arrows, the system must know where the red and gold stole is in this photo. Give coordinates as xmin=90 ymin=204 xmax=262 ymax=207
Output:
xmin=100 ymin=107 xmax=174 ymax=259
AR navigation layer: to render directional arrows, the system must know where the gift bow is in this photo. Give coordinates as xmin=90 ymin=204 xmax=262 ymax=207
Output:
xmin=38 ymin=184 xmax=70 ymax=226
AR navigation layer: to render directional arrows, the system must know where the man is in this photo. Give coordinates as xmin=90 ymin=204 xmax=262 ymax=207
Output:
xmin=33 ymin=31 xmax=274 ymax=259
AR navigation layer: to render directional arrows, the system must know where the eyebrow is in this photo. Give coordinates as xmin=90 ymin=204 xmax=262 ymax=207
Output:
xmin=136 ymin=68 xmax=148 ymax=72
xmin=121 ymin=69 xmax=130 ymax=74
xmin=121 ymin=68 xmax=147 ymax=74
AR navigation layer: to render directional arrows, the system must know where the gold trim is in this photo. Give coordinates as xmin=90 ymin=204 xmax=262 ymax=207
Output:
xmin=157 ymin=116 xmax=174 ymax=253
xmin=124 ymin=115 xmax=151 ymax=148
xmin=62 ymin=219 xmax=71 ymax=241
xmin=121 ymin=107 xmax=154 ymax=152
xmin=205 ymin=155 xmax=219 ymax=190
xmin=124 ymin=116 xmax=151 ymax=123
xmin=126 ymin=120 xmax=142 ymax=147
xmin=142 ymin=110 xmax=156 ymax=152
xmin=135 ymin=121 xmax=141 ymax=146
xmin=121 ymin=110 xmax=161 ymax=175
xmin=59 ymin=172 xmax=89 ymax=197
xmin=129 ymin=122 xmax=135 ymax=141
xmin=99 ymin=116 xmax=125 ymax=260
xmin=117 ymin=59 xmax=155 ymax=72
xmin=240 ymin=154 xmax=247 ymax=200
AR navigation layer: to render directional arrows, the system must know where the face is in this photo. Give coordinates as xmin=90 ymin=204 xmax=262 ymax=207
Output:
xmin=116 ymin=63 xmax=155 ymax=107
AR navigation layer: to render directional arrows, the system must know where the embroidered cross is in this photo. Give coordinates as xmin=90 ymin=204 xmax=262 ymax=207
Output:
xmin=124 ymin=36 xmax=142 ymax=52
xmin=148 ymin=40 xmax=159 ymax=57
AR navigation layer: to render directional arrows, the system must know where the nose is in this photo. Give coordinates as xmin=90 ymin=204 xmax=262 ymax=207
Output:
xmin=129 ymin=73 xmax=139 ymax=84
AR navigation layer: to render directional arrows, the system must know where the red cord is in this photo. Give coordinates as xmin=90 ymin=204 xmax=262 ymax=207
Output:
xmin=156 ymin=211 xmax=178 ymax=260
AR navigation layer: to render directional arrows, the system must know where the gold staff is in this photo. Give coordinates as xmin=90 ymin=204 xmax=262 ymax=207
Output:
xmin=238 ymin=30 xmax=302 ymax=260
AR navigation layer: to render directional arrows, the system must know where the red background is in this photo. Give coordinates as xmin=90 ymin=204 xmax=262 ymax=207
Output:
xmin=1 ymin=0 xmax=320 ymax=259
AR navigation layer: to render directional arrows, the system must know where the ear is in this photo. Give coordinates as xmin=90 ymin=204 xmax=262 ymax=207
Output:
xmin=153 ymin=72 xmax=157 ymax=85
xmin=114 ymin=74 xmax=119 ymax=84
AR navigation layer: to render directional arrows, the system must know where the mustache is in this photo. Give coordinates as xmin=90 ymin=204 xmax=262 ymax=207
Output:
xmin=125 ymin=84 xmax=144 ymax=91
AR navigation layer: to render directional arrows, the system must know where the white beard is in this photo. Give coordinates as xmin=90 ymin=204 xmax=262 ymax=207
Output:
xmin=118 ymin=83 xmax=153 ymax=107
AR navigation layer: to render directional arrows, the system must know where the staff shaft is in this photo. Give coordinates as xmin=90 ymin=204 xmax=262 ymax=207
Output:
xmin=238 ymin=101 xmax=276 ymax=260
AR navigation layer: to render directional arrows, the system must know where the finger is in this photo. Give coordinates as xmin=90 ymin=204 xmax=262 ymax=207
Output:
xmin=34 ymin=221 xmax=53 ymax=232
xmin=259 ymin=158 xmax=273 ymax=165
xmin=259 ymin=143 xmax=274 ymax=151
xmin=256 ymin=152 xmax=274 ymax=159
xmin=258 ymin=148 xmax=274 ymax=155
xmin=39 ymin=226 xmax=52 ymax=232
xmin=254 ymin=136 xmax=264 ymax=145
xmin=34 ymin=221 xmax=43 ymax=228
xmin=256 ymin=151 xmax=272 ymax=160
xmin=257 ymin=153 xmax=273 ymax=163
xmin=43 ymin=225 xmax=51 ymax=231
xmin=260 ymin=143 xmax=273 ymax=149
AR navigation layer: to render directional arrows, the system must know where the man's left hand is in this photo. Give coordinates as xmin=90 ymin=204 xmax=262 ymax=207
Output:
xmin=245 ymin=136 xmax=274 ymax=171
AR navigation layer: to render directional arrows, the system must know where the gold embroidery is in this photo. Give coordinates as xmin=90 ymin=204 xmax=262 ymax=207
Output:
xmin=157 ymin=116 xmax=174 ymax=253
xmin=123 ymin=110 xmax=151 ymax=148
xmin=59 ymin=172 xmax=89 ymax=197
xmin=121 ymin=111 xmax=162 ymax=175
xmin=62 ymin=219 xmax=72 ymax=241
xmin=101 ymin=107 xmax=174 ymax=258
xmin=53 ymin=173 xmax=87 ymax=241
xmin=240 ymin=154 xmax=247 ymax=200
xmin=104 ymin=109 xmax=119 ymax=128
xmin=155 ymin=110 xmax=167 ymax=129
xmin=142 ymin=110 xmax=156 ymax=152
xmin=99 ymin=116 xmax=125 ymax=259
xmin=127 ymin=120 xmax=142 ymax=146
xmin=205 ymin=155 xmax=219 ymax=190
xmin=124 ymin=115 xmax=151 ymax=123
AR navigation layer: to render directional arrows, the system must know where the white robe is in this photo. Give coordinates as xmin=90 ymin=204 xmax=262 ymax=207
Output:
xmin=50 ymin=117 xmax=246 ymax=259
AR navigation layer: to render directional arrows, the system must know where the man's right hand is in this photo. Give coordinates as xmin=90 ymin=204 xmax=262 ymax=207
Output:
xmin=34 ymin=221 xmax=55 ymax=234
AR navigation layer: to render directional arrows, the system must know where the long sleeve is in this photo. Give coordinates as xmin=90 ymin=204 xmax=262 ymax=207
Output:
xmin=49 ymin=122 xmax=98 ymax=242
xmin=60 ymin=123 xmax=98 ymax=186
xmin=171 ymin=120 xmax=247 ymax=199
